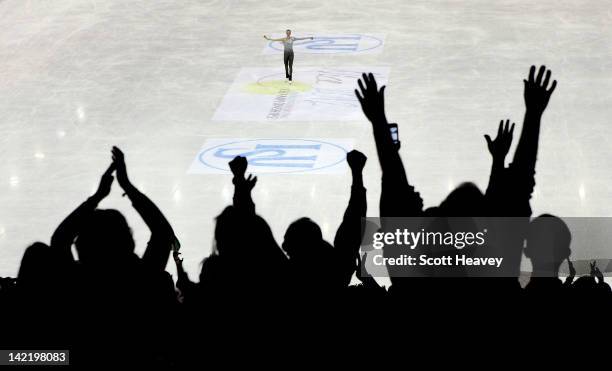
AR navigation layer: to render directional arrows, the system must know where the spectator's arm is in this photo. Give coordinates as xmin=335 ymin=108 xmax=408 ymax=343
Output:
xmin=334 ymin=150 xmax=368 ymax=287
xmin=50 ymin=163 xmax=115 ymax=262
xmin=355 ymin=73 xmax=423 ymax=217
xmin=509 ymin=66 xmax=556 ymax=212
xmin=172 ymin=248 xmax=197 ymax=301
xmin=484 ymin=120 xmax=515 ymax=209
xmin=229 ymin=156 xmax=257 ymax=214
xmin=112 ymin=147 xmax=175 ymax=272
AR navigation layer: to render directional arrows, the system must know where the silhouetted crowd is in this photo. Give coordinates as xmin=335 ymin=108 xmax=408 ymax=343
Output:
xmin=1 ymin=66 xmax=610 ymax=365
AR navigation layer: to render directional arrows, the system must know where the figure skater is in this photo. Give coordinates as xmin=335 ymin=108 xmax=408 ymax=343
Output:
xmin=264 ymin=30 xmax=314 ymax=84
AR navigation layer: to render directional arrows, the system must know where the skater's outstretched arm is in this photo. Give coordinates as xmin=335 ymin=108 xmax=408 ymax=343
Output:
xmin=264 ymin=35 xmax=285 ymax=42
xmin=293 ymin=36 xmax=314 ymax=41
xmin=112 ymin=146 xmax=176 ymax=271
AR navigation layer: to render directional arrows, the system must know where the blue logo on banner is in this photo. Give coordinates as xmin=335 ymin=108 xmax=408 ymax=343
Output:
xmin=268 ymin=34 xmax=383 ymax=54
xmin=198 ymin=139 xmax=348 ymax=173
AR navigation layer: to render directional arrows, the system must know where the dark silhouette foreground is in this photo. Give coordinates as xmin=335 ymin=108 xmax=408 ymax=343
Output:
xmin=1 ymin=67 xmax=609 ymax=365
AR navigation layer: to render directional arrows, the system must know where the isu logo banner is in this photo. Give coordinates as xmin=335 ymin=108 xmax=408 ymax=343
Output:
xmin=262 ymin=33 xmax=386 ymax=55
xmin=188 ymin=138 xmax=353 ymax=174
xmin=212 ymin=67 xmax=390 ymax=122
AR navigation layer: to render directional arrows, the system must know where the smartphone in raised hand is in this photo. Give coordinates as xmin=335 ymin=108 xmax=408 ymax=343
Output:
xmin=388 ymin=123 xmax=400 ymax=149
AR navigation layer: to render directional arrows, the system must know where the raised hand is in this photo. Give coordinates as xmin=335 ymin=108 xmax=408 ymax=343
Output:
xmin=355 ymin=72 xmax=387 ymax=124
xmin=172 ymin=249 xmax=183 ymax=264
xmin=93 ymin=163 xmax=116 ymax=200
xmin=229 ymin=156 xmax=257 ymax=212
xmin=230 ymin=156 xmax=256 ymax=189
xmin=347 ymin=150 xmax=367 ymax=174
xmin=567 ymin=259 xmax=576 ymax=278
xmin=590 ymin=261 xmax=604 ymax=282
xmin=171 ymin=235 xmax=181 ymax=253
xmin=229 ymin=156 xmax=248 ymax=178
xmin=594 ymin=265 xmax=604 ymax=283
xmin=484 ymin=119 xmax=515 ymax=162
xmin=243 ymin=174 xmax=258 ymax=191
xmin=111 ymin=146 xmax=132 ymax=190
xmin=524 ymin=65 xmax=557 ymax=114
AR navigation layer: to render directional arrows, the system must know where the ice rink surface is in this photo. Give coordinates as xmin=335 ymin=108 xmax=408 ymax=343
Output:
xmin=1 ymin=0 xmax=612 ymax=278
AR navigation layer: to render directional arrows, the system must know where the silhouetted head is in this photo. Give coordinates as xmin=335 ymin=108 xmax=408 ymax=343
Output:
xmin=75 ymin=209 xmax=135 ymax=266
xmin=17 ymin=242 xmax=55 ymax=286
xmin=525 ymin=214 xmax=571 ymax=277
xmin=209 ymin=206 xmax=286 ymax=287
xmin=286 ymin=29 xmax=291 ymax=37
xmin=439 ymin=182 xmax=484 ymax=216
xmin=283 ymin=217 xmax=331 ymax=261
xmin=214 ymin=206 xmax=266 ymax=257
xmin=573 ymin=275 xmax=597 ymax=291
xmin=214 ymin=206 xmax=283 ymax=260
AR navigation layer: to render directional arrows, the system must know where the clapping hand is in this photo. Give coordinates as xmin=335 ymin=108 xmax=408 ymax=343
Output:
xmin=111 ymin=146 xmax=133 ymax=191
xmin=93 ymin=163 xmax=116 ymax=200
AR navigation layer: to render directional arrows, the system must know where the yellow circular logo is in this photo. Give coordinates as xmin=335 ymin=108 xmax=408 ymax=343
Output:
xmin=243 ymin=80 xmax=312 ymax=95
